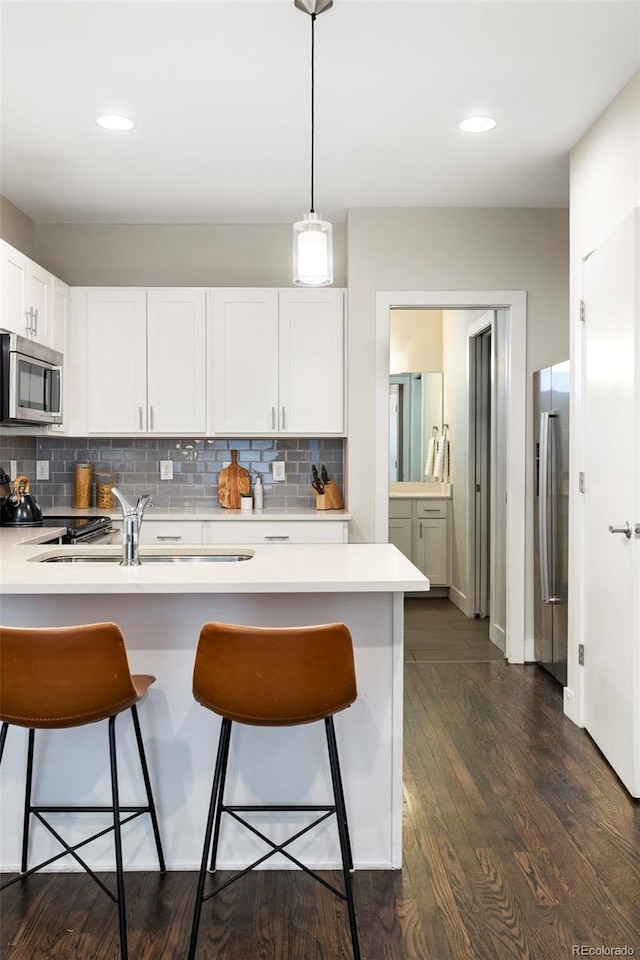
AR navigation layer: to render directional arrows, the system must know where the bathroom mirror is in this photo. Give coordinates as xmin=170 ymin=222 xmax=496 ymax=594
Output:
xmin=389 ymin=372 xmax=443 ymax=482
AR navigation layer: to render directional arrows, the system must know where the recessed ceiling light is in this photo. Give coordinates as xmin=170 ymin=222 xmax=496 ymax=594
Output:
xmin=95 ymin=114 xmax=135 ymax=131
xmin=457 ymin=115 xmax=496 ymax=134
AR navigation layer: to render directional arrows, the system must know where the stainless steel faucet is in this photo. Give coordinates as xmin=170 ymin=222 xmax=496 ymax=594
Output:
xmin=112 ymin=487 xmax=153 ymax=566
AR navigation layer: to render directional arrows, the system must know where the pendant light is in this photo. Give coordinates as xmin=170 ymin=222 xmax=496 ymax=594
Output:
xmin=293 ymin=0 xmax=333 ymax=286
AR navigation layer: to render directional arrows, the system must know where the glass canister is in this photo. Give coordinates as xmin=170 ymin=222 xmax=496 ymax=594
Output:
xmin=96 ymin=470 xmax=116 ymax=510
xmin=73 ymin=462 xmax=93 ymax=509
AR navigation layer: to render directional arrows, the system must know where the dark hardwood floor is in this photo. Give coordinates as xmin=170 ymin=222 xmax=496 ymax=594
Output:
xmin=2 ymin=599 xmax=639 ymax=959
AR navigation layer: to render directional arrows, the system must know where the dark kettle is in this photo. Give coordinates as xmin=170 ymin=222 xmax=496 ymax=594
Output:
xmin=0 ymin=475 xmax=43 ymax=526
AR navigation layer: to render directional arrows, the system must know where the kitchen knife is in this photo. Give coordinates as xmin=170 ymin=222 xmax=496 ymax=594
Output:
xmin=312 ymin=479 xmax=324 ymax=494
xmin=320 ymin=465 xmax=329 ymax=484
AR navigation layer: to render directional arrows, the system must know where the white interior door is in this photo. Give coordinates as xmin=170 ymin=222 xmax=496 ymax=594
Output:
xmin=583 ymin=211 xmax=639 ymax=797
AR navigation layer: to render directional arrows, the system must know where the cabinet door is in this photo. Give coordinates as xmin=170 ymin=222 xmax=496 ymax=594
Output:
xmin=29 ymin=261 xmax=52 ymax=345
xmin=1 ymin=241 xmax=30 ymax=336
xmin=47 ymin=276 xmax=68 ymax=354
xmin=147 ymin=289 xmax=206 ymax=433
xmin=414 ymin=518 xmax=448 ymax=585
xmin=278 ymin=289 xmax=344 ymax=434
xmin=208 ymin=520 xmax=347 ymax=544
xmin=138 ymin=521 xmax=205 ymax=545
xmin=211 ymin=290 xmax=279 ymax=433
xmin=389 ymin=518 xmax=412 ymax=560
xmin=87 ymin=289 xmax=147 ymax=433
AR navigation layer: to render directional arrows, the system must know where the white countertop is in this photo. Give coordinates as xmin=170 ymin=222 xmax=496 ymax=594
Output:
xmin=389 ymin=482 xmax=452 ymax=499
xmin=0 ymin=527 xmax=428 ymax=595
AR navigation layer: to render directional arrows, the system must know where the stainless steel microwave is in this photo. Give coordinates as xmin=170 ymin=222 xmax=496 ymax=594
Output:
xmin=0 ymin=332 xmax=63 ymax=425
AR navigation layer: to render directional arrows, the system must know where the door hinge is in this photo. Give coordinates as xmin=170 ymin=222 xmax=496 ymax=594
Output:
xmin=578 ymin=643 xmax=585 ymax=666
xmin=580 ymin=300 xmax=586 ymax=322
xmin=578 ymin=472 xmax=585 ymax=494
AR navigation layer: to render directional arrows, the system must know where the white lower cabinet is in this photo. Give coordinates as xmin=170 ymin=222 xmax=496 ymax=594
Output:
xmin=389 ymin=497 xmax=450 ymax=586
xmin=138 ymin=521 xmax=207 ymax=545
xmin=114 ymin=518 xmax=348 ymax=546
xmin=207 ymin=520 xmax=348 ymax=544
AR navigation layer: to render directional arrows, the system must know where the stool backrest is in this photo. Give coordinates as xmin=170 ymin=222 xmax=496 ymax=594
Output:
xmin=193 ymin=621 xmax=357 ymax=726
xmin=0 ymin=622 xmax=141 ymax=728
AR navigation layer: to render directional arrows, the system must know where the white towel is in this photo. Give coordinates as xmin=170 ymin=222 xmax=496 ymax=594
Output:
xmin=424 ymin=436 xmax=437 ymax=476
xmin=433 ymin=437 xmax=450 ymax=481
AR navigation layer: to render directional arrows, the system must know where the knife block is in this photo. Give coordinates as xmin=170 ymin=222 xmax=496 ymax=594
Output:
xmin=312 ymin=481 xmax=344 ymax=511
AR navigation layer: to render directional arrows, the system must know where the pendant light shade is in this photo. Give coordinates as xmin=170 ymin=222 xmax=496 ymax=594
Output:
xmin=293 ymin=0 xmax=333 ymax=286
xmin=293 ymin=212 xmax=333 ymax=286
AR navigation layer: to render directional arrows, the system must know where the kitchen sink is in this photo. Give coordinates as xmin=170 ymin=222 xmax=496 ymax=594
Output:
xmin=34 ymin=548 xmax=254 ymax=564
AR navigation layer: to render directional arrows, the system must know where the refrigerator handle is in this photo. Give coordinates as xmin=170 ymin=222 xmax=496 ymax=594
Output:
xmin=539 ymin=412 xmax=552 ymax=603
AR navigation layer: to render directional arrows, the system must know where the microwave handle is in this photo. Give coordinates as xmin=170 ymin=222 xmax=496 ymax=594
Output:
xmin=45 ymin=365 xmax=64 ymax=417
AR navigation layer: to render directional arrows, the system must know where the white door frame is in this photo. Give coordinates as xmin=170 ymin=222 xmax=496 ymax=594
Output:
xmin=375 ymin=290 xmax=527 ymax=664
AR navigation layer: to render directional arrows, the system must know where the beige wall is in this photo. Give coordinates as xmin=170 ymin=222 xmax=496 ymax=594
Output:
xmin=0 ymin=196 xmax=36 ymax=258
xmin=346 ymin=207 xmax=570 ymax=545
xmin=389 ymin=309 xmax=442 ymax=374
xmin=33 ymin=222 xmax=346 ymax=288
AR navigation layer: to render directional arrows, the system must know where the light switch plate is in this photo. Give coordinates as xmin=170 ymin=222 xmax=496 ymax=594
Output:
xmin=272 ymin=461 xmax=286 ymax=482
xmin=160 ymin=460 xmax=174 ymax=480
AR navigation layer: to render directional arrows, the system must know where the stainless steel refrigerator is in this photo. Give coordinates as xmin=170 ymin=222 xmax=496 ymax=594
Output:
xmin=533 ymin=361 xmax=570 ymax=685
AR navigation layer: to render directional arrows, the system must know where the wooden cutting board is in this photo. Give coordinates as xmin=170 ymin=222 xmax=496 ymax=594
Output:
xmin=218 ymin=450 xmax=251 ymax=509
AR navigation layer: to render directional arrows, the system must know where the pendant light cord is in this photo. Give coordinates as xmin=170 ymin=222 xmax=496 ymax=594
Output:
xmin=310 ymin=12 xmax=316 ymax=214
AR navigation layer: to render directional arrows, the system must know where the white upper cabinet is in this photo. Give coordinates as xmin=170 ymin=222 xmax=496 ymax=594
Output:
xmin=87 ymin=288 xmax=206 ymax=434
xmin=210 ymin=289 xmax=279 ymax=433
xmin=147 ymin=289 xmax=207 ymax=433
xmin=0 ymin=240 xmax=65 ymax=351
xmin=211 ymin=288 xmax=344 ymax=435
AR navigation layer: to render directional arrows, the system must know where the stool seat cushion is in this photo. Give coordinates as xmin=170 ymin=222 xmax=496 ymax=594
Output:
xmin=193 ymin=621 xmax=357 ymax=726
xmin=0 ymin=623 xmax=154 ymax=729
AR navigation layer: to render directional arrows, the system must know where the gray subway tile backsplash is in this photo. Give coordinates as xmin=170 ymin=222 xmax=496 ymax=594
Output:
xmin=0 ymin=437 xmax=344 ymax=510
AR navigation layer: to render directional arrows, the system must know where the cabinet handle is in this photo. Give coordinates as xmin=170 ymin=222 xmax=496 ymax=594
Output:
xmin=264 ymin=535 xmax=290 ymax=542
xmin=271 ymin=406 xmax=276 ymax=430
xmin=33 ymin=307 xmax=38 ymax=335
xmin=139 ymin=406 xmax=144 ymax=430
xmin=150 ymin=406 xmax=155 ymax=431
xmin=419 ymin=521 xmax=423 ymax=538
xmin=422 ymin=508 xmax=441 ymax=513
xmin=282 ymin=406 xmax=286 ymax=430
xmin=25 ymin=308 xmax=33 ymax=336
xmin=156 ymin=535 xmax=182 ymax=541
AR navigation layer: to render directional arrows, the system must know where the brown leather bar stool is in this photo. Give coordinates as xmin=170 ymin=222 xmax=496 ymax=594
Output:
xmin=0 ymin=622 xmax=165 ymax=960
xmin=188 ymin=620 xmax=361 ymax=960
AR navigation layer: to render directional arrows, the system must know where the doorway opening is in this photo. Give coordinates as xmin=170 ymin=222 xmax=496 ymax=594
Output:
xmin=376 ymin=290 xmax=527 ymax=664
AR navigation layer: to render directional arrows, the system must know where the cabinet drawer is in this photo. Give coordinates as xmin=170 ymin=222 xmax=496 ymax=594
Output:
xmin=415 ymin=500 xmax=449 ymax=520
xmin=138 ymin=521 xmax=205 ymax=545
xmin=389 ymin=499 xmax=411 ymax=519
xmin=208 ymin=521 xmax=347 ymax=544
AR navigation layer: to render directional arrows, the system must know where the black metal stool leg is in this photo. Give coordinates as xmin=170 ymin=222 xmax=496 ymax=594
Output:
xmin=325 ymin=718 xmax=361 ymax=960
xmin=208 ymin=717 xmax=232 ymax=872
xmin=21 ymin=729 xmax=36 ymax=873
xmin=188 ymin=717 xmax=232 ymax=960
xmin=108 ymin=716 xmax=128 ymax=960
xmin=129 ymin=704 xmax=165 ymax=872
xmin=0 ymin=722 xmax=8 ymax=765
xmin=325 ymin=718 xmax=354 ymax=870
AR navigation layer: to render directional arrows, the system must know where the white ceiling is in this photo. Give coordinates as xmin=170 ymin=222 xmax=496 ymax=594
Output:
xmin=1 ymin=1 xmax=639 ymax=224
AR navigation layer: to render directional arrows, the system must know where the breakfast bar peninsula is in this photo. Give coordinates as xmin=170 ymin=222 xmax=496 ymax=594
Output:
xmin=0 ymin=529 xmax=428 ymax=873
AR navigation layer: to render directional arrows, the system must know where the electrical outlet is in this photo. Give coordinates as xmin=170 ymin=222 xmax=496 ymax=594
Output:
xmin=36 ymin=460 xmax=50 ymax=481
xmin=160 ymin=460 xmax=174 ymax=481
xmin=10 ymin=461 xmax=17 ymax=479
xmin=222 ymin=461 xmax=231 ymax=469
xmin=272 ymin=461 xmax=286 ymax=482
